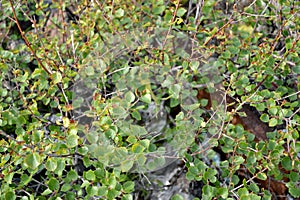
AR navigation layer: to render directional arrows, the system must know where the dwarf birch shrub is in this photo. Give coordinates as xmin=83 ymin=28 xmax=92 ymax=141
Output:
xmin=0 ymin=0 xmax=299 ymax=199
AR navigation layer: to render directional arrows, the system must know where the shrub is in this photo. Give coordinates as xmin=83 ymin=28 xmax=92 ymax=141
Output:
xmin=0 ymin=0 xmax=299 ymax=199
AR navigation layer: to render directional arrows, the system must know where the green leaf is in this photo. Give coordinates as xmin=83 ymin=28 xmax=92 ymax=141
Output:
xmin=67 ymin=170 xmax=78 ymax=181
xmin=292 ymin=65 xmax=300 ymax=73
xmin=4 ymin=171 xmax=14 ymax=184
xmin=122 ymin=194 xmax=133 ymax=200
xmin=289 ymin=171 xmax=300 ymax=182
xmin=81 ymin=180 xmax=90 ymax=188
xmin=189 ymin=166 xmax=199 ymax=175
xmin=281 ymin=156 xmax=292 ymax=171
xmin=176 ymin=8 xmax=187 ymax=17
xmin=260 ymin=113 xmax=269 ymax=123
xmin=0 ymin=88 xmax=8 ymax=97
xmin=237 ymin=187 xmax=249 ymax=196
xmin=140 ymin=93 xmax=151 ymax=104
xmin=132 ymin=143 xmax=145 ymax=153
xmin=5 ymin=191 xmax=16 ymax=200
xmin=202 ymin=185 xmax=215 ymax=200
xmin=24 ymin=152 xmax=41 ymax=170
xmin=52 ymin=72 xmax=62 ymax=84
xmin=203 ymin=168 xmax=217 ymax=183
xmin=170 ymin=98 xmax=179 ymax=107
xmin=61 ymin=183 xmax=71 ymax=192
xmin=217 ymin=187 xmax=228 ymax=198
xmin=41 ymin=188 xmax=52 ymax=196
xmin=186 ymin=171 xmax=195 ymax=181
xmin=170 ymin=84 xmax=181 ymax=99
xmin=85 ymin=170 xmax=96 ymax=181
xmin=234 ymin=156 xmax=245 ymax=165
xmin=62 ymin=117 xmax=70 ymax=128
xmin=249 ymin=183 xmax=259 ymax=193
xmin=20 ymin=174 xmax=31 ymax=186
xmin=190 ymin=61 xmax=200 ymax=72
xmin=130 ymin=124 xmax=148 ymax=136
xmin=248 ymin=194 xmax=260 ymax=200
xmin=228 ymin=45 xmax=240 ymax=55
xmin=153 ymin=5 xmax=165 ymax=15
xmin=287 ymin=182 xmax=300 ymax=198
xmin=66 ymin=134 xmax=79 ymax=148
xmin=125 ymin=91 xmax=135 ymax=103
xmin=269 ymin=106 xmax=278 ymax=115
xmin=45 ymin=158 xmax=57 ymax=171
xmin=257 ymin=172 xmax=267 ymax=180
xmin=99 ymin=186 xmax=108 ymax=196
xmin=107 ymin=189 xmax=119 ymax=199
xmin=171 ymin=194 xmax=184 ymax=200
xmin=131 ymin=109 xmax=141 ymax=120
xmin=115 ymin=8 xmax=125 ymax=17
xmin=78 ymin=146 xmax=89 ymax=155
xmin=1 ymin=50 xmax=14 ymax=59
xmin=86 ymin=131 xmax=99 ymax=144
xmin=48 ymin=178 xmax=60 ymax=191
xmin=127 ymin=135 xmax=137 ymax=144
xmin=84 ymin=66 xmax=95 ymax=76
xmin=54 ymin=158 xmax=66 ymax=177
xmin=162 ymin=75 xmax=174 ymax=87
xmin=122 ymin=181 xmax=135 ymax=193
xmin=112 ymin=106 xmax=126 ymax=117
xmin=200 ymin=99 xmax=208 ymax=107
xmin=136 ymin=153 xmax=147 ymax=166
xmin=268 ymin=118 xmax=278 ymax=127
xmin=16 ymin=115 xmax=26 ymax=125
xmin=86 ymin=185 xmax=98 ymax=196
xmin=175 ymin=111 xmax=184 ymax=121
xmin=120 ymin=159 xmax=134 ymax=172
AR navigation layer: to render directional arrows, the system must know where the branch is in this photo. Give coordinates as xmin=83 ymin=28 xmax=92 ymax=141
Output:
xmin=9 ymin=0 xmax=70 ymax=109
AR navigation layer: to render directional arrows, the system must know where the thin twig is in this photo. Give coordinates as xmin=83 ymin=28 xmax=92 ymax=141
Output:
xmin=9 ymin=0 xmax=70 ymax=109
xmin=162 ymin=0 xmax=181 ymax=49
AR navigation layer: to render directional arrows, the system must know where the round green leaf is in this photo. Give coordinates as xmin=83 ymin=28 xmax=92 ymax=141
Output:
xmin=52 ymin=72 xmax=62 ymax=84
xmin=132 ymin=143 xmax=145 ymax=153
xmin=131 ymin=109 xmax=141 ymax=120
xmin=269 ymin=106 xmax=278 ymax=115
xmin=85 ymin=170 xmax=96 ymax=181
xmin=171 ymin=194 xmax=184 ymax=200
xmin=217 ymin=187 xmax=229 ymax=198
xmin=24 ymin=152 xmax=41 ymax=170
xmin=61 ymin=183 xmax=71 ymax=192
xmin=125 ymin=91 xmax=135 ymax=103
xmin=176 ymin=8 xmax=187 ymax=17
xmin=268 ymin=118 xmax=278 ymax=127
xmin=120 ymin=159 xmax=134 ymax=172
xmin=281 ymin=156 xmax=292 ymax=171
xmin=257 ymin=172 xmax=267 ymax=180
xmin=153 ymin=5 xmax=165 ymax=15
xmin=140 ymin=93 xmax=151 ymax=104
xmin=41 ymin=188 xmax=52 ymax=196
xmin=260 ymin=113 xmax=269 ymax=123
xmin=5 ymin=191 xmax=16 ymax=200
xmin=115 ymin=8 xmax=125 ymax=17
xmin=48 ymin=178 xmax=60 ymax=191
xmin=86 ymin=185 xmax=98 ymax=196
xmin=78 ymin=146 xmax=89 ymax=155
xmin=66 ymin=134 xmax=79 ymax=148
xmin=112 ymin=106 xmax=126 ymax=117
xmin=67 ymin=170 xmax=78 ymax=181
xmin=85 ymin=66 xmax=95 ymax=76
xmin=189 ymin=166 xmax=199 ymax=175
xmin=45 ymin=158 xmax=57 ymax=171
xmin=122 ymin=181 xmax=135 ymax=193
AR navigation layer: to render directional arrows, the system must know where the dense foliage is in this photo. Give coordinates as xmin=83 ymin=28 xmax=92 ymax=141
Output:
xmin=0 ymin=0 xmax=299 ymax=199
